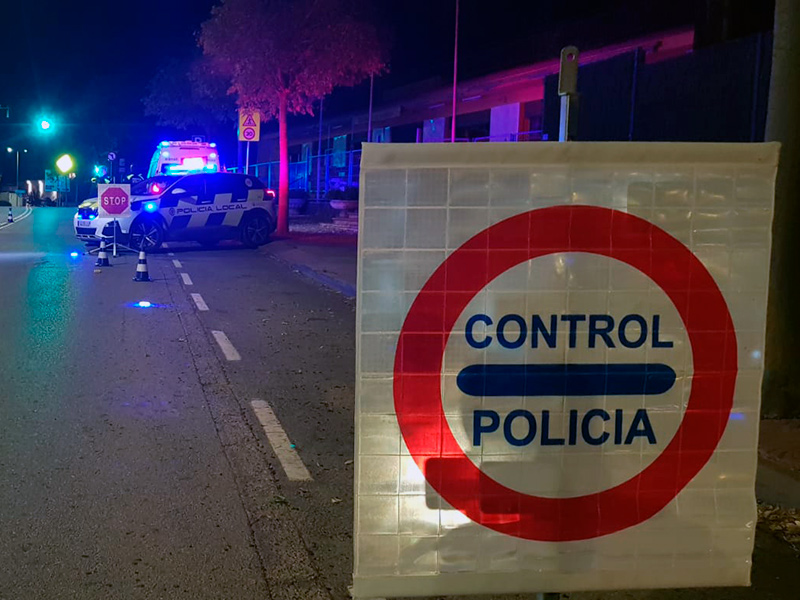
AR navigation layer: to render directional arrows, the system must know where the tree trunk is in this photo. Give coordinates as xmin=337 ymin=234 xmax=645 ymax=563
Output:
xmin=763 ymin=0 xmax=800 ymax=418
xmin=277 ymin=93 xmax=290 ymax=235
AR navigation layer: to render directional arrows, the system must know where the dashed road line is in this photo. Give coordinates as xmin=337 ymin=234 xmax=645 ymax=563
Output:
xmin=180 ymin=272 xmax=193 ymax=286
xmin=172 ymin=259 xmax=183 ymax=268
xmin=190 ymin=293 xmax=209 ymax=311
xmin=167 ymin=252 xmax=175 ymax=256
xmin=250 ymin=399 xmax=313 ymax=481
xmin=211 ymin=330 xmax=241 ymax=361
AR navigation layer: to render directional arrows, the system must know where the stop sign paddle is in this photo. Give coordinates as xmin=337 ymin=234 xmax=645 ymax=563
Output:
xmin=98 ymin=184 xmax=131 ymax=218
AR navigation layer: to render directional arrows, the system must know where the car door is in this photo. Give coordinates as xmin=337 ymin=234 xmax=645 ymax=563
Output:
xmin=161 ymin=175 xmax=206 ymax=239
xmin=195 ymin=174 xmax=238 ymax=240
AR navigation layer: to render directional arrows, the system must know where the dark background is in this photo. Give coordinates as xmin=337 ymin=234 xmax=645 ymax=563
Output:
xmin=0 ymin=0 xmax=774 ymax=184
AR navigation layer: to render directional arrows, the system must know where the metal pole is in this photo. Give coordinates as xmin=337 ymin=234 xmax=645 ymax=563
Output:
xmin=451 ymin=0 xmax=460 ymax=142
xmin=557 ymin=46 xmax=580 ymax=142
xmin=15 ymin=151 xmax=19 ymax=191
xmin=627 ymin=48 xmax=641 ymax=141
xmin=245 ymin=142 xmax=250 ymax=174
xmin=316 ymin=97 xmax=324 ymax=200
xmin=367 ymin=73 xmax=375 ymax=143
xmin=113 ymin=218 xmax=118 ymax=258
xmin=558 ymin=96 xmax=570 ymax=142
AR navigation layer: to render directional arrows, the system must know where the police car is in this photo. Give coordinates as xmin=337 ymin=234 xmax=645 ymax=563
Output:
xmin=74 ymin=172 xmax=276 ymax=251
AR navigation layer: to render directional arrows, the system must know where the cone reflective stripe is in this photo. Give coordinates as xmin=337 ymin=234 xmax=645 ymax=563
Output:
xmin=7 ymin=208 xmax=12 ymax=223
xmin=133 ymin=250 xmax=151 ymax=282
xmin=95 ymin=239 xmax=110 ymax=267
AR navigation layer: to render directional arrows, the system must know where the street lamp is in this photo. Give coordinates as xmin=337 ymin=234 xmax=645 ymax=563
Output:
xmin=6 ymin=147 xmax=28 ymax=191
xmin=40 ymin=119 xmax=52 ymax=131
xmin=56 ymin=153 xmax=74 ymax=174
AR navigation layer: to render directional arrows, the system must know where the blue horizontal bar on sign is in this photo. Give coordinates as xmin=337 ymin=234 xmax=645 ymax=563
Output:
xmin=456 ymin=363 xmax=676 ymax=397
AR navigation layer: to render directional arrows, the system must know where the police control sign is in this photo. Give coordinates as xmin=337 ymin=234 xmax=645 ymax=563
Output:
xmin=353 ymin=143 xmax=779 ymax=597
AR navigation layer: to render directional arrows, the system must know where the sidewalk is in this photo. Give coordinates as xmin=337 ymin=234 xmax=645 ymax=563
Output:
xmin=263 ymin=228 xmax=357 ymax=298
xmin=263 ymin=227 xmax=800 ymax=510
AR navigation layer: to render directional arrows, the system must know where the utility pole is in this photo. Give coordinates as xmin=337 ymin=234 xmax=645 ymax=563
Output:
xmin=316 ymin=97 xmax=324 ymax=200
xmin=451 ymin=0 xmax=460 ymax=142
xmin=763 ymin=0 xmax=800 ymax=418
xmin=367 ymin=73 xmax=375 ymax=143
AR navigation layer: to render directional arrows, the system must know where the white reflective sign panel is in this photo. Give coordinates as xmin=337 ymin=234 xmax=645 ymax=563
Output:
xmin=353 ymin=142 xmax=778 ymax=597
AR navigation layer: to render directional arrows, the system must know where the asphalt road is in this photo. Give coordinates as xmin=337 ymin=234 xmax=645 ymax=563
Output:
xmin=0 ymin=207 xmax=797 ymax=600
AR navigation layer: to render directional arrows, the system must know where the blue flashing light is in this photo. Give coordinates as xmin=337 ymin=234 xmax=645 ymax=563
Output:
xmin=143 ymin=202 xmax=158 ymax=213
xmin=160 ymin=141 xmax=170 ymax=147
xmin=69 ymin=251 xmax=79 ymax=258
xmin=209 ymin=142 xmax=217 ymax=147
xmin=136 ymin=301 xmax=153 ymax=308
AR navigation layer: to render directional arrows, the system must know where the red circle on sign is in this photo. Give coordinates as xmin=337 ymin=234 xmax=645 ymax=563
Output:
xmin=100 ymin=187 xmax=129 ymax=216
xmin=393 ymin=205 xmax=737 ymax=541
xmin=243 ymin=128 xmax=256 ymax=140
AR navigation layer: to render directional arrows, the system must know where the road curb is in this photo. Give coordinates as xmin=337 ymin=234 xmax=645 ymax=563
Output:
xmin=291 ymin=264 xmax=356 ymax=299
xmin=265 ymin=249 xmax=356 ymax=298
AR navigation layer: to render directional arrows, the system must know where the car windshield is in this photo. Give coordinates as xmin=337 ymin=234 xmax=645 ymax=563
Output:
xmin=131 ymin=176 xmax=180 ymax=196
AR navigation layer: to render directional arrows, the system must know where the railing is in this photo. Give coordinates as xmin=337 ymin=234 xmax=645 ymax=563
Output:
xmin=232 ymin=132 xmax=546 ymax=194
xmin=471 ymin=129 xmax=544 ymax=143
xmin=230 ymin=149 xmax=363 ymax=199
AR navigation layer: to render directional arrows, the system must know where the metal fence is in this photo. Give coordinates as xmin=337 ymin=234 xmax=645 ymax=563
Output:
xmin=232 ymin=132 xmax=544 ymax=194
xmin=230 ymin=149 xmax=363 ymax=198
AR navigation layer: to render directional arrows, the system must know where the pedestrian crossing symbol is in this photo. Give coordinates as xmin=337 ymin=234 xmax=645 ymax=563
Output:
xmin=238 ymin=109 xmax=261 ymax=142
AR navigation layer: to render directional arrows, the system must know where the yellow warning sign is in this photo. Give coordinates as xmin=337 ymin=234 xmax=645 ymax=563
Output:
xmin=238 ymin=109 xmax=261 ymax=142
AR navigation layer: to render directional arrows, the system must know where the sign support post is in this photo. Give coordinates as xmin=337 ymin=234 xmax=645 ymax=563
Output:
xmin=238 ymin=109 xmax=260 ymax=175
xmin=558 ymin=46 xmax=579 ymax=142
xmin=536 ymin=45 xmax=581 ymax=600
xmin=97 ymin=183 xmax=136 ymax=256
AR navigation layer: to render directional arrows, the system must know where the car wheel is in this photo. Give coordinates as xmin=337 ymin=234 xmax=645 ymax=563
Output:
xmin=129 ymin=219 xmax=164 ymax=252
xmin=240 ymin=212 xmax=271 ymax=248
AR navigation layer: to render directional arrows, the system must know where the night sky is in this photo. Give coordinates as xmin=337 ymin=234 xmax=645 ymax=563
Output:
xmin=0 ymin=0 xmax=754 ymax=184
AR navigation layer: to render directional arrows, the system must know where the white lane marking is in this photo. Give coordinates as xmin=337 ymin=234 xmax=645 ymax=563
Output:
xmin=251 ymin=400 xmax=313 ymax=481
xmin=167 ymin=252 xmax=175 ymax=256
xmin=212 ymin=330 xmax=241 ymax=361
xmin=191 ymin=293 xmax=209 ymax=311
xmin=180 ymin=272 xmax=193 ymax=286
xmin=172 ymin=259 xmax=183 ymax=268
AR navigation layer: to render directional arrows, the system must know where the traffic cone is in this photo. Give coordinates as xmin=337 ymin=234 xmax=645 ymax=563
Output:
xmin=95 ymin=239 xmax=111 ymax=267
xmin=133 ymin=250 xmax=151 ymax=282
xmin=7 ymin=207 xmax=12 ymax=223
